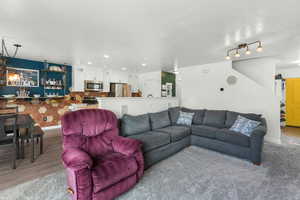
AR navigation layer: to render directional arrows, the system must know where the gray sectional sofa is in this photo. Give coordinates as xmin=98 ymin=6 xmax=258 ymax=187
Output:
xmin=120 ymin=107 xmax=267 ymax=169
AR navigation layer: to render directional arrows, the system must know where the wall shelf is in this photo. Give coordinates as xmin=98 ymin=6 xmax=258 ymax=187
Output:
xmin=41 ymin=69 xmax=66 ymax=74
xmin=0 ymin=65 xmax=7 ymax=86
xmin=41 ymin=69 xmax=67 ymax=96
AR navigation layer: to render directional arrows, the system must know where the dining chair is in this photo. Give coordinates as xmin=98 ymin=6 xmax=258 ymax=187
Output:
xmin=20 ymin=125 xmax=44 ymax=161
xmin=1 ymin=106 xmax=23 ymax=159
xmin=0 ymin=114 xmax=18 ymax=169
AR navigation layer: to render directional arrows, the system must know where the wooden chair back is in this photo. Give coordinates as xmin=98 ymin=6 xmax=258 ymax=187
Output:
xmin=0 ymin=114 xmax=17 ymax=140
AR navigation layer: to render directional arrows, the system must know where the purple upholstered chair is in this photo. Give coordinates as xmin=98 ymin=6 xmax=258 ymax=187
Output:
xmin=61 ymin=109 xmax=144 ymax=200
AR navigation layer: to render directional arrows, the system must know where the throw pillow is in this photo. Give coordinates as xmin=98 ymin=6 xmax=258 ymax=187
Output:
xmin=230 ymin=115 xmax=261 ymax=136
xmin=176 ymin=111 xmax=195 ymax=126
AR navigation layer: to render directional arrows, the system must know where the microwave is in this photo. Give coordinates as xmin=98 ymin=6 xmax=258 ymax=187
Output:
xmin=84 ymin=80 xmax=103 ymax=92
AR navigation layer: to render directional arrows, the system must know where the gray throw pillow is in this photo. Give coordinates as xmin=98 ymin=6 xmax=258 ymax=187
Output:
xmin=181 ymin=107 xmax=206 ymax=125
xmin=177 ymin=111 xmax=195 ymax=126
xmin=121 ymin=114 xmax=151 ymax=136
xmin=230 ymin=115 xmax=261 ymax=137
xmin=149 ymin=110 xmax=171 ymax=130
xmin=225 ymin=111 xmax=261 ymax=128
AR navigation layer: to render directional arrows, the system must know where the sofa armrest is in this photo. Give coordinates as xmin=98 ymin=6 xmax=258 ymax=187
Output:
xmin=62 ymin=148 xmax=93 ymax=170
xmin=111 ymin=136 xmax=142 ymax=156
xmin=251 ymin=125 xmax=267 ymax=138
xmin=250 ymin=119 xmax=267 ymax=164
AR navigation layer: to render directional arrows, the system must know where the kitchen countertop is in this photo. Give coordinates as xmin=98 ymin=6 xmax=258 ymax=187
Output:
xmin=96 ymin=97 xmax=178 ymax=100
xmin=0 ymin=96 xmax=65 ymax=100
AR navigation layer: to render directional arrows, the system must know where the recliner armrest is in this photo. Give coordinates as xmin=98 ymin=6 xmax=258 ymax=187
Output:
xmin=62 ymin=148 xmax=93 ymax=170
xmin=111 ymin=136 xmax=142 ymax=156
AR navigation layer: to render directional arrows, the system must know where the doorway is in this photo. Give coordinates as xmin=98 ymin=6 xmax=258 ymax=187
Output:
xmin=282 ymin=78 xmax=300 ymax=138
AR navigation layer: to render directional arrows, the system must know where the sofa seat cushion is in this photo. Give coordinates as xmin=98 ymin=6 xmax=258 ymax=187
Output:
xmin=156 ymin=126 xmax=191 ymax=142
xmin=149 ymin=110 xmax=171 ymax=129
xmin=92 ymin=152 xmax=138 ymax=193
xmin=215 ymin=129 xmax=250 ymax=147
xmin=191 ymin=125 xmax=219 ymax=139
xmin=128 ymin=131 xmax=171 ymax=153
xmin=121 ymin=114 xmax=150 ymax=136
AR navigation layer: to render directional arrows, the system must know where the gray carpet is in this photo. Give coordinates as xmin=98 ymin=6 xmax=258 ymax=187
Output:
xmin=1 ymin=138 xmax=300 ymax=200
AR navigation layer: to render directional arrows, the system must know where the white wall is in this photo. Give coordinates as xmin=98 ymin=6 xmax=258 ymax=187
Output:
xmin=233 ymin=57 xmax=277 ymax=92
xmin=177 ymin=60 xmax=281 ymax=144
xmin=97 ymin=97 xmax=179 ymax=118
xmin=128 ymin=74 xmax=139 ymax=93
xmin=72 ymin=66 xmax=138 ymax=92
xmin=276 ymin=67 xmax=300 ymax=78
xmin=138 ymin=71 xmax=161 ymax=97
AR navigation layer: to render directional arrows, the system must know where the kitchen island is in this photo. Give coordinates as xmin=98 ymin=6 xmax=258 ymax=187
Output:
xmin=0 ymin=93 xmax=178 ymax=128
xmin=0 ymin=91 xmax=102 ymax=127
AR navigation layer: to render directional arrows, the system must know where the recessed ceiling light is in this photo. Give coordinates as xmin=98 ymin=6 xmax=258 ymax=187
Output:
xmin=142 ymin=63 xmax=147 ymax=67
xmin=88 ymin=61 xmax=92 ymax=65
xmin=104 ymin=54 xmax=110 ymax=59
xmin=121 ymin=67 xmax=127 ymax=71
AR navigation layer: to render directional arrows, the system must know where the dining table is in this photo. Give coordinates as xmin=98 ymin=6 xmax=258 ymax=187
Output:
xmin=4 ymin=114 xmax=35 ymax=162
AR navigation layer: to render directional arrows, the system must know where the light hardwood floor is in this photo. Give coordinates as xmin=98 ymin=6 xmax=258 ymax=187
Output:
xmin=282 ymin=126 xmax=300 ymax=138
xmin=0 ymin=128 xmax=63 ymax=191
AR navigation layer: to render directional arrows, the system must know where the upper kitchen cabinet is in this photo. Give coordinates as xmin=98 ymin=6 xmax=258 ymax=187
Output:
xmin=108 ymin=69 xmax=129 ymax=83
xmin=72 ymin=66 xmax=130 ymax=92
xmin=102 ymin=69 xmax=129 ymax=92
xmin=73 ymin=66 xmax=103 ymax=91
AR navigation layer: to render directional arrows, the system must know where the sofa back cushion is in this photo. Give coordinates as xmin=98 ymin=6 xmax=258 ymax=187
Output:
xmin=121 ymin=114 xmax=151 ymax=136
xmin=168 ymin=107 xmax=181 ymax=125
xmin=149 ymin=110 xmax=171 ymax=129
xmin=203 ymin=110 xmax=226 ymax=128
xmin=225 ymin=111 xmax=262 ymax=128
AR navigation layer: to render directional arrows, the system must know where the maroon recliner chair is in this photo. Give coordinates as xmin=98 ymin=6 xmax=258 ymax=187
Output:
xmin=61 ymin=109 xmax=144 ymax=200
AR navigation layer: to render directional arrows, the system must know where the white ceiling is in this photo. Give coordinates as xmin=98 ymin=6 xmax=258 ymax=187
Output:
xmin=1 ymin=0 xmax=300 ymax=72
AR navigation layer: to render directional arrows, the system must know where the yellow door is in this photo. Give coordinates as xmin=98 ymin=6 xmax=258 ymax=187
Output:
xmin=286 ymin=78 xmax=300 ymax=127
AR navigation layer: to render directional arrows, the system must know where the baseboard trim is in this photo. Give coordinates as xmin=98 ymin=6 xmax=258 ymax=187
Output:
xmin=265 ymin=136 xmax=281 ymax=145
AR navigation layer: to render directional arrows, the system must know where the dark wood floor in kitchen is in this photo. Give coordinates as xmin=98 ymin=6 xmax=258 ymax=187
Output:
xmin=0 ymin=128 xmax=63 ymax=191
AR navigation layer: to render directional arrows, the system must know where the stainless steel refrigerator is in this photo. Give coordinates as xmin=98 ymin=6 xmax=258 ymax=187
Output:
xmin=110 ymin=83 xmax=131 ymax=97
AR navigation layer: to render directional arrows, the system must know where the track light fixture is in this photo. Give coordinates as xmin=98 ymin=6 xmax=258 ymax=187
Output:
xmin=235 ymin=49 xmax=240 ymax=58
xmin=245 ymin=45 xmax=251 ymax=55
xmin=256 ymin=41 xmax=263 ymax=52
xmin=225 ymin=40 xmax=262 ymax=60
